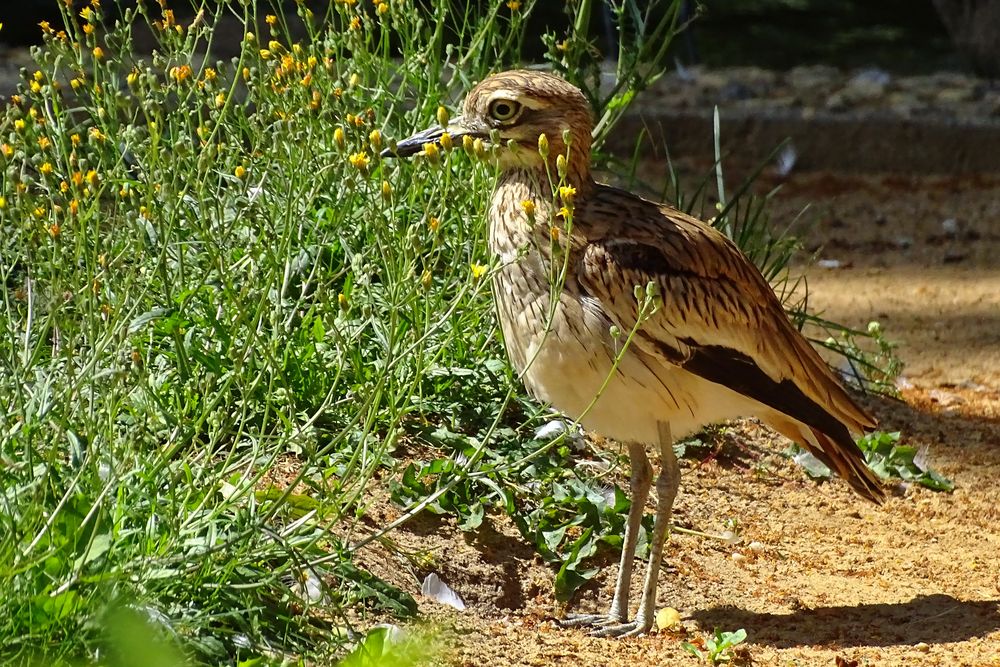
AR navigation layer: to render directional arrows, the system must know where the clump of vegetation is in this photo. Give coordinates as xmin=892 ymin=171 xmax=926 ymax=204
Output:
xmin=0 ymin=0 xmax=904 ymax=664
xmin=681 ymin=627 xmax=749 ymax=665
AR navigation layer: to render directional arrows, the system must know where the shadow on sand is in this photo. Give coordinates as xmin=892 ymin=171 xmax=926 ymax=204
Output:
xmin=691 ymin=594 xmax=1000 ymax=648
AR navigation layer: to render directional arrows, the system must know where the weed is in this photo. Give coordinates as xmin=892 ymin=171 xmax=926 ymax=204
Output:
xmin=681 ymin=627 xmax=749 ymax=665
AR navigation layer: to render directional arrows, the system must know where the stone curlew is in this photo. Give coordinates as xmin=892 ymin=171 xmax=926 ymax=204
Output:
xmin=384 ymin=69 xmax=884 ymax=637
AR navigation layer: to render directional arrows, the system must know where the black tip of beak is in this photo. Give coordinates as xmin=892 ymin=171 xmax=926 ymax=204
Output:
xmin=381 ymin=125 xmax=448 ymax=159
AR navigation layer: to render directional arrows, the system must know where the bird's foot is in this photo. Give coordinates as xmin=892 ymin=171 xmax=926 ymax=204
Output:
xmin=588 ymin=617 xmax=653 ymax=639
xmin=558 ymin=613 xmax=653 ymax=638
xmin=557 ymin=613 xmax=626 ymax=630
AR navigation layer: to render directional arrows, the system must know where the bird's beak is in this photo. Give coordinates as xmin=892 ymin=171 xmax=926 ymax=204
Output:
xmin=380 ymin=115 xmax=487 ymax=158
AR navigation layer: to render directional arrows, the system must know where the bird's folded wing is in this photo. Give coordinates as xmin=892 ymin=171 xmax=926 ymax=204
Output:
xmin=576 ymin=205 xmax=876 ymax=437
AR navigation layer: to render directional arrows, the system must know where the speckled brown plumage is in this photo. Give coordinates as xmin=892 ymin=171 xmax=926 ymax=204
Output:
xmin=387 ymin=69 xmax=884 ymax=637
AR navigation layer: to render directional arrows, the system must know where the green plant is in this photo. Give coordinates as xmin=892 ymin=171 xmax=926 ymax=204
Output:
xmin=788 ymin=430 xmax=953 ymax=491
xmin=681 ymin=627 xmax=749 ymax=665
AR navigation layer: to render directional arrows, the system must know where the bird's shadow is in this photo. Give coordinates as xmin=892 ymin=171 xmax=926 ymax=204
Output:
xmin=691 ymin=594 xmax=1000 ymax=648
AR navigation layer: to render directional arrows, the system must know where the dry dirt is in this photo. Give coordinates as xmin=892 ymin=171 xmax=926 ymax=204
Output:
xmin=352 ymin=170 xmax=1000 ymax=667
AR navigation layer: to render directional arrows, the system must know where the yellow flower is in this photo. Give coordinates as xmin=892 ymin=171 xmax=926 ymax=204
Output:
xmin=0 ymin=143 xmax=12 ymax=158
xmin=265 ymin=14 xmax=277 ymax=25
xmin=80 ymin=7 xmax=93 ymax=21
xmin=215 ymin=92 xmax=226 ymax=108
xmin=428 ymin=217 xmax=440 ymax=232
xmin=436 ymin=106 xmax=449 ymax=127
xmin=39 ymin=162 xmax=53 ymax=175
xmin=470 ymin=263 xmax=487 ymax=280
xmin=14 ymin=119 xmax=25 ymax=131
xmin=377 ymin=2 xmax=389 ymax=15
xmin=381 ymin=180 xmax=392 ymax=200
xmin=558 ymin=185 xmax=576 ymax=202
xmin=203 ymin=67 xmax=217 ymax=81
xmin=30 ymin=81 xmax=41 ymax=94
xmin=269 ymin=40 xmax=281 ymax=52
xmin=333 ymin=127 xmax=346 ymax=149
xmin=92 ymin=46 xmax=104 ymax=60
xmin=69 ymin=199 xmax=79 ymax=215
xmin=259 ymin=49 xmax=272 ymax=60
xmin=0 ymin=196 xmax=6 ymax=209
xmin=439 ymin=132 xmax=452 ymax=152
xmin=558 ymin=205 xmax=572 ymax=219
xmin=47 ymin=223 xmax=61 ymax=238
xmin=169 ymin=65 xmax=193 ymax=82
xmin=507 ymin=0 xmax=521 ymax=10
xmin=70 ymin=133 xmax=81 ymax=146
xmin=521 ymin=200 xmax=535 ymax=216
xmin=234 ymin=165 xmax=247 ymax=179
xmin=89 ymin=127 xmax=105 ymax=143
xmin=472 ymin=138 xmax=487 ymax=160
xmin=338 ymin=293 xmax=349 ymax=310
xmin=348 ymin=151 xmax=369 ymax=171
xmin=537 ymin=133 xmax=549 ymax=157
xmin=462 ymin=134 xmax=475 ymax=155
xmin=369 ymin=129 xmax=382 ymax=151
xmin=549 ymin=226 xmax=560 ymax=241
xmin=349 ymin=16 xmax=361 ymax=31
xmin=556 ymin=154 xmax=568 ymax=178
xmin=85 ymin=169 xmax=99 ymax=187
xmin=70 ymin=77 xmax=83 ymax=90
xmin=37 ymin=136 xmax=51 ymax=150
xmin=422 ymin=142 xmax=440 ymax=163
xmin=83 ymin=23 xmax=95 ymax=35
xmin=127 ymin=69 xmax=139 ymax=86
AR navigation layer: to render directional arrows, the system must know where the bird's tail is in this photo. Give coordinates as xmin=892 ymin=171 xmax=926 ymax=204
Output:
xmin=765 ymin=413 xmax=886 ymax=504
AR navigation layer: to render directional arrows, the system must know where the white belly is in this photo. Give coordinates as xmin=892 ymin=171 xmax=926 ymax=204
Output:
xmin=497 ymin=271 xmax=758 ymax=446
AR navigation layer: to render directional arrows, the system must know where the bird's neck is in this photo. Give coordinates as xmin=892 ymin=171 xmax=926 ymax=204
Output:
xmin=496 ymin=162 xmax=595 ymax=201
xmin=489 ymin=166 xmax=595 ymax=262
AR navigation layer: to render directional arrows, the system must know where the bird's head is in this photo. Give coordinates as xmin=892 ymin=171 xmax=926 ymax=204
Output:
xmin=383 ymin=70 xmax=593 ymax=178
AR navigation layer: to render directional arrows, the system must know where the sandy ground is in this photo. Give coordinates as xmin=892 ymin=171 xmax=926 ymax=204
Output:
xmin=350 ymin=170 xmax=1000 ymax=666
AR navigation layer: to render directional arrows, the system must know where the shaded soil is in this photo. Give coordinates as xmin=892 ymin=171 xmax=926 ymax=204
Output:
xmin=349 ymin=168 xmax=1000 ymax=666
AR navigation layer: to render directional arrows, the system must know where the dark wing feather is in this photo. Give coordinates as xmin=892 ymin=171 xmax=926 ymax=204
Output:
xmin=575 ymin=186 xmax=884 ymax=501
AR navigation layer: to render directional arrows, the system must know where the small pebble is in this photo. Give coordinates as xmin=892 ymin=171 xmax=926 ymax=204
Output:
xmin=731 ymin=552 xmax=748 ymax=564
xmin=748 ymin=541 xmax=766 ymax=553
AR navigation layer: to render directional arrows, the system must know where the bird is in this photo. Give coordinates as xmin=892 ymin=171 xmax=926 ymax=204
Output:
xmin=383 ymin=69 xmax=885 ymax=638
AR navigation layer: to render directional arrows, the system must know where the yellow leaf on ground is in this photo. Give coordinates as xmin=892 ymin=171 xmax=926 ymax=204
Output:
xmin=655 ymin=607 xmax=681 ymax=631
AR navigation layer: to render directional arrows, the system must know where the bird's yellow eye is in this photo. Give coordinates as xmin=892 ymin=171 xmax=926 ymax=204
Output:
xmin=488 ymin=99 xmax=521 ymax=123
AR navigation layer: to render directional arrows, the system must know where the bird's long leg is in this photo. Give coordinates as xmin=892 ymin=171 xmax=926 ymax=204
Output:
xmin=593 ymin=422 xmax=679 ymax=638
xmin=560 ymin=441 xmax=652 ymax=629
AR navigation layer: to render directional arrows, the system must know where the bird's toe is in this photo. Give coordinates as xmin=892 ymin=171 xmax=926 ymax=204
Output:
xmin=558 ymin=613 xmax=626 ymax=630
xmin=588 ymin=619 xmax=653 ymax=638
